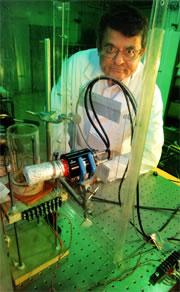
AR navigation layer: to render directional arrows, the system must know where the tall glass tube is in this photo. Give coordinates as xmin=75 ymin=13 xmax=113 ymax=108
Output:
xmin=51 ymin=1 xmax=70 ymax=155
xmin=114 ymin=0 xmax=169 ymax=264
xmin=44 ymin=38 xmax=52 ymax=161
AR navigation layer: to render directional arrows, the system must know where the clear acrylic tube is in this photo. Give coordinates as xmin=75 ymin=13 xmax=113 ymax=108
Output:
xmin=7 ymin=123 xmax=43 ymax=196
xmin=114 ymin=0 xmax=169 ymax=264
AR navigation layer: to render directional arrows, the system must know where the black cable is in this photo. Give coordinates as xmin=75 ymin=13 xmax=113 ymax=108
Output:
xmin=129 ymin=220 xmax=144 ymax=237
xmin=84 ymin=76 xmax=137 ymax=207
xmin=136 ymin=205 xmax=180 ymax=212
xmin=84 ymin=77 xmax=179 ymax=245
xmin=89 ymin=81 xmax=110 ymax=149
xmin=84 ymin=83 xmax=110 ymax=153
xmin=114 ymin=85 xmax=135 ymax=205
xmin=135 ymin=181 xmax=179 ymax=241
xmin=118 ymin=163 xmax=129 ymax=206
xmin=83 ymin=76 xmax=137 ymax=159
xmin=84 ymin=78 xmax=111 ymax=156
xmin=84 ymin=89 xmax=110 ymax=153
xmin=124 ymin=93 xmax=135 ymax=142
xmin=167 ymin=237 xmax=180 ymax=242
xmin=158 ymin=206 xmax=179 ymax=233
xmin=84 ymin=76 xmax=140 ymax=230
xmin=136 ymin=181 xmax=150 ymax=240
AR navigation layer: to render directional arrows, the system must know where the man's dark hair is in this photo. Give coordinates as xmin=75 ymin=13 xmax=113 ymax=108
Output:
xmin=97 ymin=3 xmax=148 ymax=49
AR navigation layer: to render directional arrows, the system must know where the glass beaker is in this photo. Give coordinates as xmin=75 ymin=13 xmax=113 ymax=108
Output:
xmin=7 ymin=123 xmax=43 ymax=196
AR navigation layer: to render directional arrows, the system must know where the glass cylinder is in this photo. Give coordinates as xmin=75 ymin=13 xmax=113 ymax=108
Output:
xmin=7 ymin=123 xmax=43 ymax=196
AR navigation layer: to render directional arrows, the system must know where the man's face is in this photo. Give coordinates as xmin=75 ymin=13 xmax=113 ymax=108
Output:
xmin=99 ymin=27 xmax=145 ymax=81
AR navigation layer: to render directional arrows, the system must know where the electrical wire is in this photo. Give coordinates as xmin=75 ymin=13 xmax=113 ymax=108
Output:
xmin=158 ymin=206 xmax=180 ymax=233
xmin=167 ymin=238 xmax=180 ymax=242
xmin=74 ymin=75 xmax=137 ymax=198
xmin=129 ymin=220 xmax=144 ymax=237
xmin=136 ymin=181 xmax=151 ymax=241
xmin=118 ymin=174 xmax=150 ymax=241
xmin=133 ymin=180 xmax=180 ymax=244
xmin=45 ymin=214 xmax=63 ymax=252
xmin=88 ymin=80 xmax=110 ymax=150
xmin=136 ymin=205 xmax=180 ymax=212
xmin=118 ymin=163 xmax=129 ymax=206
xmin=87 ymin=243 xmax=157 ymax=290
xmin=45 ymin=210 xmax=73 ymax=263
xmin=78 ymin=76 xmax=156 ymax=245
xmin=84 ymin=79 xmax=111 ymax=156
xmin=87 ymin=76 xmax=136 ymax=141
xmin=83 ymin=75 xmax=137 ymax=209
xmin=83 ymin=76 xmax=137 ymax=159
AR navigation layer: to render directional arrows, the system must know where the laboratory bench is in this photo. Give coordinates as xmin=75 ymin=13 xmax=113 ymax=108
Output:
xmin=0 ymin=169 xmax=179 ymax=292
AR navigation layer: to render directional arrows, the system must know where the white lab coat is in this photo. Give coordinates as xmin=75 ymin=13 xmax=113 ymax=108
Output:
xmin=51 ymin=48 xmax=164 ymax=181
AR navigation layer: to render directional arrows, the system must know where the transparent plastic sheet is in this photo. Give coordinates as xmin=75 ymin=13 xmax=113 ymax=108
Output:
xmin=0 ymin=2 xmax=18 ymax=94
xmin=114 ymin=0 xmax=169 ymax=265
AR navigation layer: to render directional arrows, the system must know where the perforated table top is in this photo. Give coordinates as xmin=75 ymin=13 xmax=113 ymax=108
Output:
xmin=14 ymin=171 xmax=179 ymax=292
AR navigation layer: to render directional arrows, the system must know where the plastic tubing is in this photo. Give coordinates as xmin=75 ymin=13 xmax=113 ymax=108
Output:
xmin=114 ymin=0 xmax=169 ymax=264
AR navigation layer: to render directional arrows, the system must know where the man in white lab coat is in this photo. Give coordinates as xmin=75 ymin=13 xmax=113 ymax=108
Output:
xmin=51 ymin=3 xmax=164 ymax=182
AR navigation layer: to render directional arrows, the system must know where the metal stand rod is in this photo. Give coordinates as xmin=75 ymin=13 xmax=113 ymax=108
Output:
xmin=58 ymin=177 xmax=83 ymax=206
xmin=82 ymin=188 xmax=89 ymax=219
xmin=6 ymin=169 xmax=15 ymax=208
xmin=0 ymin=218 xmax=14 ymax=292
xmin=13 ymin=222 xmax=23 ymax=267
xmin=4 ymin=149 xmax=15 ymax=208
xmin=53 ymin=212 xmax=58 ymax=248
